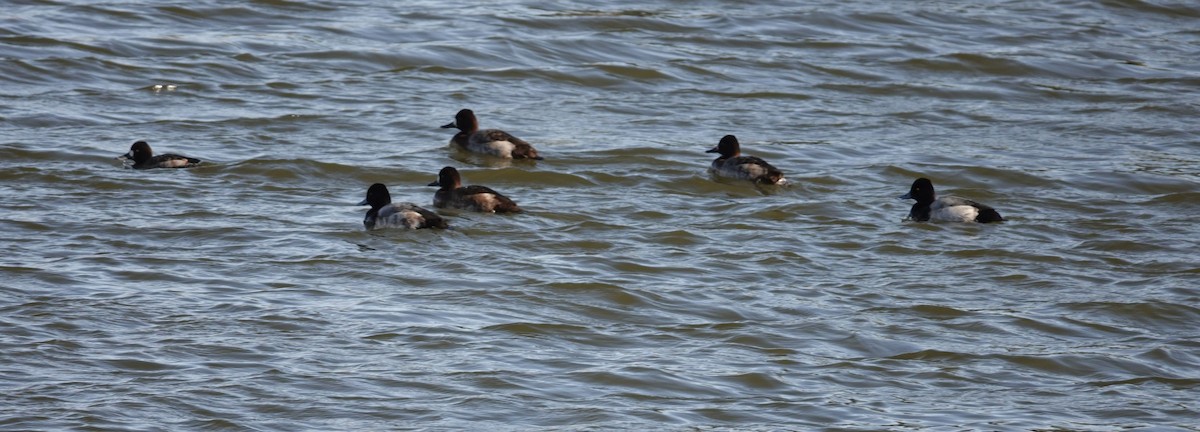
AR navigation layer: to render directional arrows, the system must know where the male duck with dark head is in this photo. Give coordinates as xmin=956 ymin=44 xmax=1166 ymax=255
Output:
xmin=358 ymin=183 xmax=448 ymax=230
xmin=899 ymin=177 xmax=1004 ymax=223
xmin=706 ymin=135 xmax=786 ymax=185
xmin=117 ymin=141 xmax=200 ymax=169
xmin=441 ymin=109 xmax=543 ymax=160
xmin=427 ymin=166 xmax=522 ymax=213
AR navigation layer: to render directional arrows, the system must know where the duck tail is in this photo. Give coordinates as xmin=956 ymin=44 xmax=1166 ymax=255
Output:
xmin=977 ymin=208 xmax=1004 ymax=223
xmin=762 ymin=170 xmax=786 ymax=186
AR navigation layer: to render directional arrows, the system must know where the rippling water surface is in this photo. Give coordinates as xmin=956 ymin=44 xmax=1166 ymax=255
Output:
xmin=2 ymin=0 xmax=1199 ymax=430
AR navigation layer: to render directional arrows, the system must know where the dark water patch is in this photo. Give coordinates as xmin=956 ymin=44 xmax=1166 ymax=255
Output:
xmin=1062 ymin=301 xmax=1200 ymax=334
xmin=283 ymin=49 xmax=446 ymax=74
xmin=1133 ymin=346 xmax=1200 ymax=375
xmin=101 ymin=358 xmax=176 ymax=372
xmin=2 ymin=109 xmax=110 ymax=129
xmin=0 ymin=35 xmax=118 ymax=58
xmin=906 ymin=304 xmax=974 ymax=319
xmin=1010 ymin=315 xmax=1104 ymax=339
xmin=1144 ymin=191 xmax=1200 ymax=208
xmin=517 ymin=35 xmax=677 ymax=67
xmin=641 ymin=229 xmax=708 ymax=247
xmin=104 ymin=36 xmax=246 ymax=60
xmin=485 ymin=322 xmax=591 ymax=337
xmin=1074 ymin=239 xmax=1176 ymax=254
xmin=1099 ymin=0 xmax=1200 ymax=19
xmin=691 ymin=89 xmax=814 ymax=101
xmin=249 ymin=0 xmax=339 ymax=13
xmin=1060 ymin=171 xmax=1197 ymax=198
xmin=594 ymin=63 xmax=676 ymax=81
xmin=1089 ymin=376 xmax=1200 ymax=390
xmin=896 ymin=53 xmax=1049 ymax=78
xmin=153 ymin=5 xmax=299 ymax=26
xmin=510 ymin=10 xmax=705 ymax=34
xmin=572 ymin=367 xmax=729 ymax=399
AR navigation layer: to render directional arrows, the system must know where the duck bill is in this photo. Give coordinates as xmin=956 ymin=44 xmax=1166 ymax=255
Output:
xmin=116 ymin=152 xmax=133 ymax=160
xmin=357 ymin=198 xmax=369 ymax=206
xmin=440 ymin=121 xmax=457 ymax=129
xmin=898 ymin=192 xmax=913 ymax=200
xmin=427 ymin=180 xmax=440 ymax=187
xmin=705 ymin=147 xmax=719 ymax=153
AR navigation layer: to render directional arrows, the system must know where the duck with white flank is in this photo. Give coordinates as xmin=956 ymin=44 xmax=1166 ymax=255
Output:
xmin=427 ymin=166 xmax=522 ymax=213
xmin=706 ymin=135 xmax=786 ymax=185
xmin=117 ymin=141 xmax=200 ymax=169
xmin=441 ymin=109 xmax=543 ymax=160
xmin=899 ymin=177 xmax=1004 ymax=223
xmin=359 ymin=183 xmax=448 ymax=230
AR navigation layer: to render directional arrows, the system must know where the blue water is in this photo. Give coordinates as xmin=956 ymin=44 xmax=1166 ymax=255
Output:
xmin=2 ymin=0 xmax=1198 ymax=430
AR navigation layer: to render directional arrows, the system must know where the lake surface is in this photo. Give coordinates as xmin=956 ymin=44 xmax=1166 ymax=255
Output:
xmin=2 ymin=0 xmax=1199 ymax=430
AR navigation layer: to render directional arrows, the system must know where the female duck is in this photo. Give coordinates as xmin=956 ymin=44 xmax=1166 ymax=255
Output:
xmin=358 ymin=183 xmax=448 ymax=230
xmin=441 ymin=109 xmax=543 ymax=160
xmin=899 ymin=177 xmax=1004 ymax=223
xmin=118 ymin=141 xmax=200 ymax=169
xmin=427 ymin=166 xmax=522 ymax=213
xmin=706 ymin=135 xmax=786 ymax=185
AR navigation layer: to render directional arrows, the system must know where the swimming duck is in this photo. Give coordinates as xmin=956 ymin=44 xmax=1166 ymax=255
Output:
xmin=706 ymin=135 xmax=786 ymax=185
xmin=441 ymin=109 xmax=543 ymax=160
xmin=117 ymin=141 xmax=200 ymax=169
xmin=358 ymin=183 xmax=448 ymax=230
xmin=899 ymin=177 xmax=1004 ymax=223
xmin=427 ymin=166 xmax=522 ymax=213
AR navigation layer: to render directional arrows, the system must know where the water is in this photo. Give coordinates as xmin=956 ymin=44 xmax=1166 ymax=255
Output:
xmin=2 ymin=0 xmax=1199 ymax=430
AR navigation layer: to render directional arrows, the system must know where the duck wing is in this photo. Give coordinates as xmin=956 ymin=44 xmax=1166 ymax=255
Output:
xmin=149 ymin=154 xmax=201 ymax=168
xmin=378 ymin=202 xmax=448 ymax=229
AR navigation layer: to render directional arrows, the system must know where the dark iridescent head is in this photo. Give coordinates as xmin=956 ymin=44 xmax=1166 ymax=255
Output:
xmin=899 ymin=177 xmax=937 ymax=204
xmin=427 ymin=166 xmax=463 ymax=189
xmin=358 ymin=183 xmax=392 ymax=209
xmin=119 ymin=141 xmax=154 ymax=164
xmin=706 ymin=135 xmax=741 ymax=158
xmin=441 ymin=109 xmax=478 ymax=132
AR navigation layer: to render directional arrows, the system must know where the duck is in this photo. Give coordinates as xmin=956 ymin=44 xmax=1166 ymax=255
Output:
xmin=441 ymin=109 xmax=543 ymax=160
xmin=427 ymin=166 xmax=522 ymax=213
xmin=117 ymin=141 xmax=201 ymax=169
xmin=358 ymin=183 xmax=448 ymax=230
xmin=899 ymin=177 xmax=1004 ymax=223
xmin=706 ymin=135 xmax=786 ymax=185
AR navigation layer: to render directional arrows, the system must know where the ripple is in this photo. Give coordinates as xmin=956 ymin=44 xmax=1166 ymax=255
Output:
xmin=3 ymin=0 xmax=1199 ymax=429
